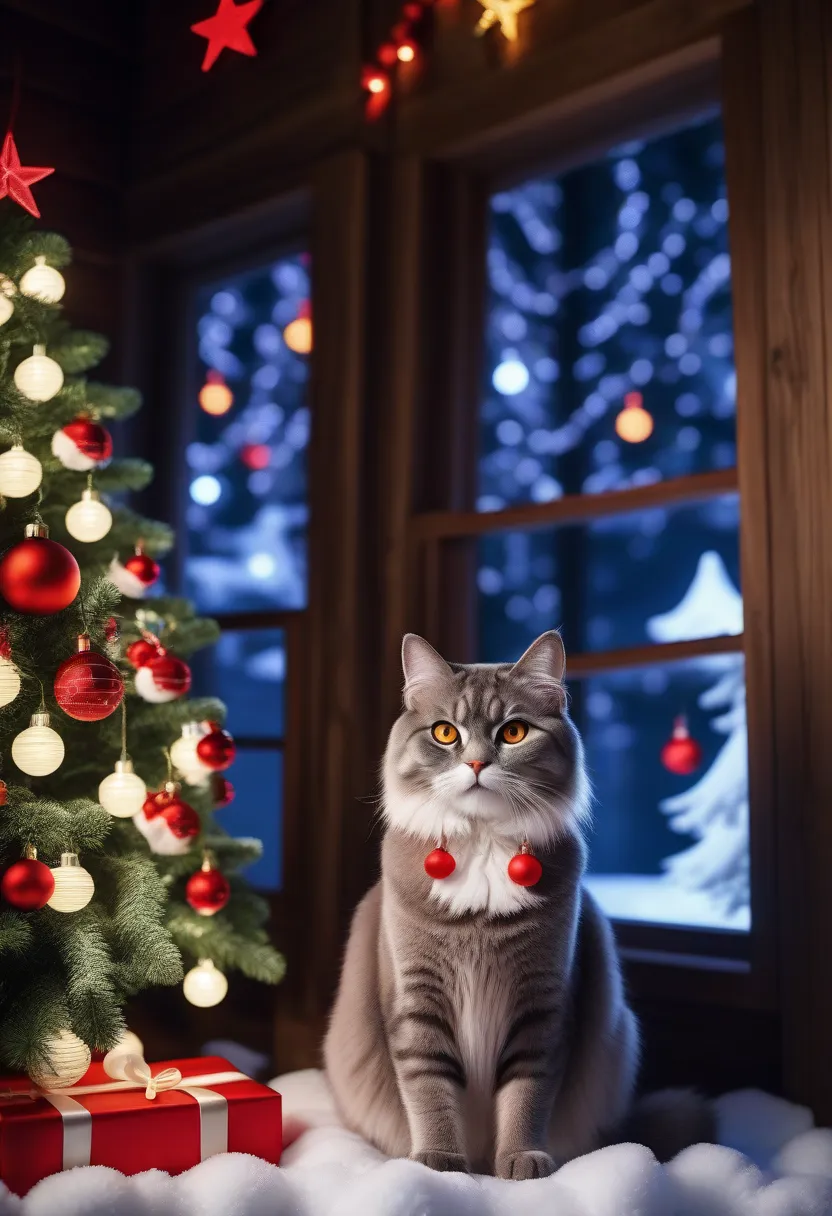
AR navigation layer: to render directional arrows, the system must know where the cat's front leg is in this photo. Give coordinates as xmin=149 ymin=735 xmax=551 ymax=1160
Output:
xmin=389 ymin=1007 xmax=469 ymax=1171
xmin=493 ymin=1014 xmax=564 ymax=1180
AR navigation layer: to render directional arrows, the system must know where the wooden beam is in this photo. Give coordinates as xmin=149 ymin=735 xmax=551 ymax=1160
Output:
xmin=566 ymin=634 xmax=744 ymax=679
xmin=409 ymin=468 xmax=739 ymax=540
xmin=755 ymin=0 xmax=832 ymax=1124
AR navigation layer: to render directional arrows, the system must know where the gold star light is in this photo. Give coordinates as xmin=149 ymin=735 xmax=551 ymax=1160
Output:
xmin=475 ymin=0 xmax=536 ymax=42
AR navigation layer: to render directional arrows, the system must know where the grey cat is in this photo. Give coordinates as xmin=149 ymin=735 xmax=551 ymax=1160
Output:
xmin=325 ymin=631 xmax=708 ymax=1178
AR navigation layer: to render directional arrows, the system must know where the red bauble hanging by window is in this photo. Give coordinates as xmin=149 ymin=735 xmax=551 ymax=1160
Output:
xmin=186 ymin=858 xmax=231 ymax=917
xmin=660 ymin=715 xmax=703 ymax=776
xmin=54 ymin=634 xmax=124 ymax=722
xmin=134 ymin=653 xmax=191 ymax=703
xmin=196 ymin=722 xmax=235 ymax=771
xmin=0 ymin=524 xmax=80 ymax=615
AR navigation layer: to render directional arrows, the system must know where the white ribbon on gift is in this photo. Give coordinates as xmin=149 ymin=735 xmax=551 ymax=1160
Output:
xmin=34 ymin=1051 xmax=250 ymax=1171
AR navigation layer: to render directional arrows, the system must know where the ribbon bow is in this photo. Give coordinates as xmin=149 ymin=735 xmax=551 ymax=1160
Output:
xmin=102 ymin=1051 xmax=182 ymax=1100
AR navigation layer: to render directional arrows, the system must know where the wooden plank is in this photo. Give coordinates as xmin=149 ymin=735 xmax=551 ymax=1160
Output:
xmin=566 ymin=634 xmax=744 ymax=679
xmin=757 ymin=0 xmax=832 ymax=1124
xmin=720 ymin=9 xmax=780 ymax=1030
xmin=410 ymin=468 xmax=739 ymax=540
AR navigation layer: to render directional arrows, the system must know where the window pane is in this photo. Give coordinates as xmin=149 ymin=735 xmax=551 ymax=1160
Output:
xmin=186 ymin=254 xmax=311 ymax=613
xmin=190 ymin=629 xmax=286 ymax=739
xmin=579 ymin=655 xmax=749 ymax=932
xmin=479 ymin=114 xmax=735 ymax=510
xmin=478 ymin=495 xmax=741 ymax=659
xmin=216 ymin=749 xmax=282 ymax=891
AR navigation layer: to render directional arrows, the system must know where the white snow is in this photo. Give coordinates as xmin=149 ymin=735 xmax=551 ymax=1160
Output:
xmin=646 ymin=550 xmax=743 ymax=644
xmin=584 ymin=872 xmax=750 ymax=931
xmin=3 ymin=1068 xmax=831 ymax=1215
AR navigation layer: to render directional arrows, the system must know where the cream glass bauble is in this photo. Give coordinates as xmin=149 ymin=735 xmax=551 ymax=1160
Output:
xmin=98 ymin=759 xmax=146 ymax=819
xmin=0 ymin=444 xmax=43 ymax=497
xmin=170 ymin=722 xmax=210 ymax=785
xmin=14 ymin=345 xmax=64 ymax=403
xmin=28 ymin=1030 xmax=91 ymax=1090
xmin=47 ymin=853 xmax=95 ymax=913
xmin=0 ymin=656 xmax=21 ymax=707
xmin=65 ymin=488 xmax=112 ymax=543
xmin=183 ymin=959 xmax=228 ymax=1008
xmin=12 ymin=712 xmax=64 ymax=776
xmin=20 ymin=256 xmax=66 ymax=304
xmin=0 ymin=275 xmax=14 ymax=327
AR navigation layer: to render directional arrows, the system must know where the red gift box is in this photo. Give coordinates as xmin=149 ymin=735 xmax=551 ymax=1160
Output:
xmin=0 ymin=1055 xmax=282 ymax=1196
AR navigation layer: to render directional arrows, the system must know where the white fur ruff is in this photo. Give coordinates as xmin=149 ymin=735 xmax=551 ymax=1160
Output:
xmin=429 ymin=826 xmax=541 ymax=917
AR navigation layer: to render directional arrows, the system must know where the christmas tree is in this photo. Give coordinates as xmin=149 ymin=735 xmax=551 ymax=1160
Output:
xmin=647 ymin=550 xmax=749 ymax=926
xmin=0 ymin=209 xmax=284 ymax=1087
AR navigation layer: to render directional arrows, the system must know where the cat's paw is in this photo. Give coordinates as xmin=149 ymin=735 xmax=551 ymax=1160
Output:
xmin=495 ymin=1149 xmax=557 ymax=1180
xmin=410 ymin=1150 xmax=470 ymax=1173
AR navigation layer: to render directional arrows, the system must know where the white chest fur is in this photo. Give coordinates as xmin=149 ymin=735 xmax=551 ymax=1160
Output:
xmin=429 ymin=826 xmax=541 ymax=918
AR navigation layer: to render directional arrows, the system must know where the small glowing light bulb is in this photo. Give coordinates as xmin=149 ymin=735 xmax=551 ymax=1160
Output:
xmin=98 ymin=758 xmax=147 ymax=818
xmin=183 ymin=959 xmax=228 ymax=1007
xmin=14 ymin=345 xmax=64 ymax=403
xmin=198 ymin=370 xmax=234 ymax=416
xmin=397 ymin=39 xmax=417 ymax=62
xmin=283 ymin=300 xmax=313 ymax=354
xmin=48 ymin=853 xmax=95 ymax=913
xmin=12 ymin=711 xmax=64 ymax=776
xmin=20 ymin=256 xmax=66 ymax=304
xmin=65 ymin=488 xmax=112 ymax=543
xmin=0 ymin=444 xmax=43 ymax=497
xmin=615 ymin=391 xmax=654 ymax=443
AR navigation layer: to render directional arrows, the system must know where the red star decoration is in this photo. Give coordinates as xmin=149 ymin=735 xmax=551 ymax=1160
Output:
xmin=191 ymin=0 xmax=263 ymax=72
xmin=0 ymin=132 xmax=54 ymax=218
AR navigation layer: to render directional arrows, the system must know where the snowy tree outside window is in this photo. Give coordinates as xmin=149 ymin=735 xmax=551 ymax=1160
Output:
xmin=477 ymin=115 xmax=750 ymax=931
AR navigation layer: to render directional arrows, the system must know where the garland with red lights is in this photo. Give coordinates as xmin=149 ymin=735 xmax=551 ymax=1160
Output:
xmin=362 ymin=0 xmax=454 ymax=118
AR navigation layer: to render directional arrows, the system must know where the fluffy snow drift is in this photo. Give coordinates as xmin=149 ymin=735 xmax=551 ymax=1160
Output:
xmin=3 ymin=1069 xmax=832 ymax=1215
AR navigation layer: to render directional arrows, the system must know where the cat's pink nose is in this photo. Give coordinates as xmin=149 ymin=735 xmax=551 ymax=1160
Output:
xmin=467 ymin=761 xmax=489 ymax=777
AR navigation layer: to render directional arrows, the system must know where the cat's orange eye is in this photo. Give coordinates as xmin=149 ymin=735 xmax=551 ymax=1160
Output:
xmin=431 ymin=722 xmax=459 ymax=745
xmin=500 ymin=720 xmax=529 ymax=744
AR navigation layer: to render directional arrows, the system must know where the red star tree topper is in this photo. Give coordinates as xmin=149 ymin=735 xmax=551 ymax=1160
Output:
xmin=191 ymin=0 xmax=263 ymax=72
xmin=0 ymin=132 xmax=54 ymax=218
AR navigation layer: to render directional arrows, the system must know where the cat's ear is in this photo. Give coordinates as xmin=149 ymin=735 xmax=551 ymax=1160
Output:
xmin=511 ymin=631 xmax=566 ymax=685
xmin=401 ymin=634 xmax=453 ymax=706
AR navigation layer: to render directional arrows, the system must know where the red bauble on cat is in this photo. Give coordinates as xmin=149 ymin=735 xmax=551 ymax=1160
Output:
xmin=507 ymin=847 xmax=543 ymax=887
xmin=424 ymin=845 xmax=456 ymax=879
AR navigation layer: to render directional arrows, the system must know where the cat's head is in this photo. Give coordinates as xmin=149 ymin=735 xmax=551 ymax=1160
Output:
xmin=382 ymin=632 xmax=590 ymax=847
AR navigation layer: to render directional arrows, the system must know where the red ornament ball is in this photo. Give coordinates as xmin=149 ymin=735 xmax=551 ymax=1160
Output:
xmin=104 ymin=616 xmax=120 ymax=644
xmin=186 ymin=867 xmax=231 ymax=916
xmin=126 ymin=638 xmax=158 ymax=669
xmin=159 ymin=796 xmax=201 ymax=840
xmin=196 ymin=724 xmax=235 ymax=772
xmin=2 ymin=857 xmax=55 ymax=910
xmin=62 ymin=417 xmax=112 ymax=464
xmin=54 ymin=648 xmax=124 ymax=721
xmin=424 ymin=846 xmax=456 ymax=879
xmin=210 ymin=774 xmax=235 ymax=807
xmin=661 ymin=718 xmax=703 ymax=776
xmin=123 ymin=552 xmax=160 ymax=586
xmin=0 ymin=779 xmax=6 ymax=806
xmin=507 ymin=852 xmax=543 ymax=887
xmin=135 ymin=654 xmax=191 ymax=702
xmin=0 ymin=536 xmax=80 ymax=615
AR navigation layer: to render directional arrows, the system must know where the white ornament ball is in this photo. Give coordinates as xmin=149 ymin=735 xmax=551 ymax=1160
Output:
xmin=0 ymin=445 xmax=43 ymax=497
xmin=0 ymin=275 xmax=14 ymax=327
xmin=0 ymin=656 xmax=21 ymax=707
xmin=12 ymin=713 xmax=64 ymax=776
xmin=114 ymin=1029 xmax=144 ymax=1058
xmin=14 ymin=345 xmax=64 ymax=403
xmin=29 ymin=1030 xmax=91 ymax=1090
xmin=98 ymin=759 xmax=146 ymax=819
xmin=183 ymin=959 xmax=228 ymax=1008
xmin=20 ymin=256 xmax=66 ymax=304
xmin=65 ymin=490 xmax=112 ymax=543
xmin=47 ymin=852 xmax=95 ymax=913
xmin=170 ymin=724 xmax=210 ymax=786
